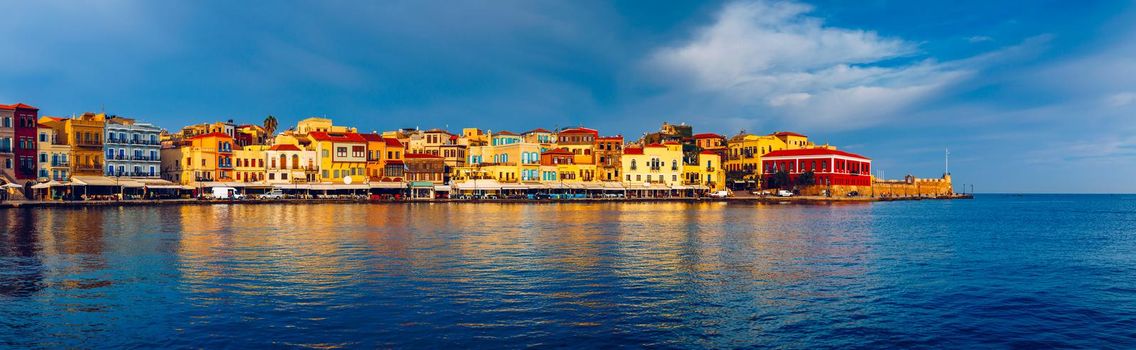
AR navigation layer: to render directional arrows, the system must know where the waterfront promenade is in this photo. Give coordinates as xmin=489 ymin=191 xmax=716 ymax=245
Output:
xmin=0 ymin=193 xmax=972 ymax=209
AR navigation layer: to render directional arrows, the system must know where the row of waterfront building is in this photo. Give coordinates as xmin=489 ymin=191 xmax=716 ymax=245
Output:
xmin=1 ymin=102 xmax=953 ymax=200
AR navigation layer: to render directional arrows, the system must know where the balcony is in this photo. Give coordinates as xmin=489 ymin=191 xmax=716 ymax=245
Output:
xmin=218 ymin=163 xmax=233 ymax=169
xmin=76 ymin=140 xmax=103 ymax=147
xmin=76 ymin=163 xmax=103 ymax=171
xmin=0 ymin=147 xmax=11 ymax=153
xmin=51 ymin=161 xmax=70 ymax=167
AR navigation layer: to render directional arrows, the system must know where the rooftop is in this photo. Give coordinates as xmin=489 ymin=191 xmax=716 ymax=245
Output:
xmin=308 ymin=131 xmax=367 ymax=143
xmin=763 ymin=148 xmax=870 ymax=160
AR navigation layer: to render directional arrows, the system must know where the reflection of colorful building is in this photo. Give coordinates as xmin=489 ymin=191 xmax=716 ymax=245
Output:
xmin=160 ymin=132 xmax=235 ymax=185
xmin=621 ymin=143 xmax=683 ymax=186
xmin=307 ymin=131 xmax=367 ymax=184
xmin=761 ymin=148 xmax=871 ymax=187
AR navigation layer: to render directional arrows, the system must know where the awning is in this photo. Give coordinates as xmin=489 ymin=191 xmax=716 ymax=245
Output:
xmin=309 ymin=183 xmax=369 ymax=191
xmin=452 ymin=179 xmax=502 ymax=190
xmin=119 ymin=179 xmax=146 ymax=188
xmin=134 ymin=179 xmax=183 ymax=189
xmin=31 ymin=181 xmax=64 ymax=189
xmin=71 ymin=176 xmax=121 ymax=187
xmin=369 ymin=182 xmax=406 ymax=189
xmin=500 ymin=183 xmax=529 ymax=190
xmin=434 ymin=185 xmax=451 ymax=192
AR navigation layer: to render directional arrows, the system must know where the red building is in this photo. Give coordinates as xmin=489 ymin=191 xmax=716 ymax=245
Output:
xmin=8 ymin=103 xmax=39 ymax=180
xmin=761 ymin=148 xmax=872 ymax=187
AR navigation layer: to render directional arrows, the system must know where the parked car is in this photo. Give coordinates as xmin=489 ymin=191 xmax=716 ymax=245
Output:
xmin=211 ymin=187 xmax=244 ymax=200
xmin=259 ymin=190 xmax=284 ymax=200
xmin=777 ymin=190 xmax=794 ymax=197
xmin=846 ymin=191 xmax=860 ymax=197
xmin=708 ymin=190 xmax=730 ymax=198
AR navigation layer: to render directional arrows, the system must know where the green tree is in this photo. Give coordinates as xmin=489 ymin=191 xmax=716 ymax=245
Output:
xmin=263 ymin=115 xmax=278 ymax=137
xmin=796 ymin=171 xmax=816 ymax=187
xmin=767 ymin=170 xmax=791 ymax=190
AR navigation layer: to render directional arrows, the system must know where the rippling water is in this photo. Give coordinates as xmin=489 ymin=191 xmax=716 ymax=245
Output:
xmin=1 ymin=195 xmax=1135 ymax=348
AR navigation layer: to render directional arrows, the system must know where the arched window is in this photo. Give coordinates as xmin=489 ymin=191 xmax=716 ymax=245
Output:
xmin=292 ymin=154 xmax=299 ymax=169
xmin=280 ymin=154 xmax=287 ymax=169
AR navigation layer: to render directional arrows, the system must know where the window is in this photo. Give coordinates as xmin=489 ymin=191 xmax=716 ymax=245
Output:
xmin=352 ymin=146 xmax=365 ymax=158
xmin=336 ymin=147 xmax=347 ymax=157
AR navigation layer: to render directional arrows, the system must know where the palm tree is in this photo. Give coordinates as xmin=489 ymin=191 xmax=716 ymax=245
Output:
xmin=263 ymin=115 xmax=278 ymax=136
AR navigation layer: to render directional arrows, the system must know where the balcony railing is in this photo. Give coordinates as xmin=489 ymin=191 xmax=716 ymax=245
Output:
xmin=76 ymin=140 xmax=103 ymax=147
xmin=0 ymin=147 xmax=10 ymax=153
xmin=76 ymin=163 xmax=103 ymax=171
xmin=51 ymin=161 xmax=70 ymax=167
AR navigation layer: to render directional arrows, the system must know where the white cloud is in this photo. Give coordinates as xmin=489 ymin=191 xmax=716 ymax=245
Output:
xmin=648 ymin=0 xmax=973 ymax=130
xmin=968 ymin=35 xmax=994 ymax=43
xmin=1105 ymin=92 xmax=1136 ymax=107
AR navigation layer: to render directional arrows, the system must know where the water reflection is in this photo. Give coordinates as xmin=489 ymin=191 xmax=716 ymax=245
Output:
xmin=3 ymin=198 xmax=1128 ymax=348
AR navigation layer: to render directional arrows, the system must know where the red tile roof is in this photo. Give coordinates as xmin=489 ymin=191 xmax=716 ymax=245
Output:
xmin=3 ymin=103 xmax=38 ymax=110
xmin=662 ymin=141 xmax=681 ymax=145
xmin=268 ymin=144 xmax=302 ymax=151
xmin=309 ymin=131 xmax=366 ymax=143
xmin=763 ymin=148 xmax=869 ymax=160
xmin=523 ymin=128 xmax=552 ymax=134
xmin=384 ymin=138 xmax=403 ymax=147
xmin=359 ymin=133 xmax=384 ymax=142
xmin=541 ymin=148 xmax=573 ymax=155
xmin=36 ymin=123 xmax=51 ymax=128
xmin=623 ymin=148 xmax=644 ymax=155
xmin=404 ymin=153 xmax=443 ymax=159
xmin=597 ymin=135 xmax=624 ymax=140
xmin=771 ymin=131 xmax=807 ymax=138
xmin=699 ymin=150 xmax=721 ymax=155
xmin=693 ymin=133 xmax=724 ymax=139
xmin=0 ymin=104 xmax=12 ymax=110
xmin=188 ymin=132 xmax=234 ymax=140
xmin=645 ymin=143 xmax=666 ymax=148
xmin=558 ymin=127 xmax=599 ymax=135
xmin=494 ymin=130 xmax=518 ymax=136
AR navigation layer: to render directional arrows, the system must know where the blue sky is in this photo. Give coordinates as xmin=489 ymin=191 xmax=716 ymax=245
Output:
xmin=2 ymin=0 xmax=1134 ymax=193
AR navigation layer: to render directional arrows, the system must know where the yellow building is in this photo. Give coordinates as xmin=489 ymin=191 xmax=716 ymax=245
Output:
xmin=537 ymin=148 xmax=596 ymax=183
xmin=620 ymin=142 xmax=683 ymax=186
xmin=233 ymin=145 xmax=267 ymax=182
xmin=160 ymin=132 xmax=236 ymax=185
xmin=295 ymin=117 xmax=356 ymax=134
xmin=461 ymin=131 xmax=542 ymax=182
xmin=724 ymin=131 xmax=815 ymax=188
xmin=307 ymin=131 xmax=367 ymax=184
xmin=683 ymin=151 xmax=725 ymax=191
xmin=40 ymin=113 xmax=105 ymax=176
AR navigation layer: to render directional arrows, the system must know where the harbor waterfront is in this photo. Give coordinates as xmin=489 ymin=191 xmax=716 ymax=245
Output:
xmin=1 ymin=194 xmax=1134 ymax=348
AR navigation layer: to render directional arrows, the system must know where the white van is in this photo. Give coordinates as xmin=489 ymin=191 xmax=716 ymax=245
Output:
xmin=211 ymin=187 xmax=244 ymax=200
xmin=777 ymin=190 xmax=794 ymax=197
xmin=708 ymin=190 xmax=729 ymax=198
